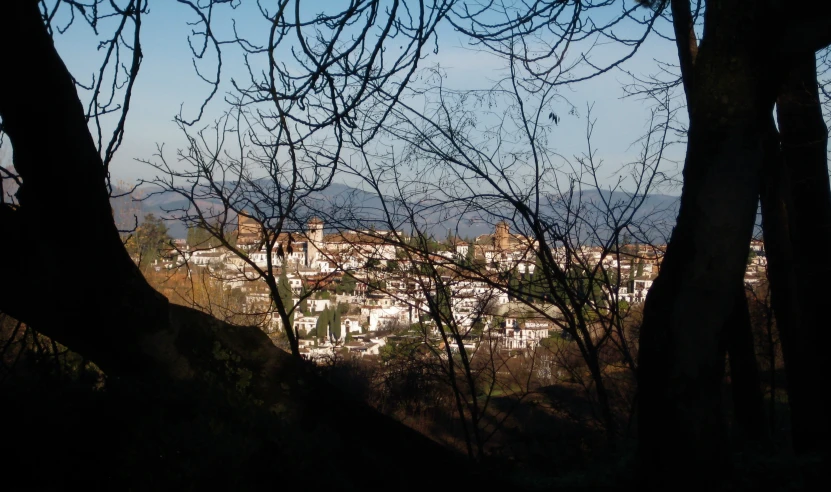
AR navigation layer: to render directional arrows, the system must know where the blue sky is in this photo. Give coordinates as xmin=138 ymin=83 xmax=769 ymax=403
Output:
xmin=47 ymin=0 xmax=685 ymax=194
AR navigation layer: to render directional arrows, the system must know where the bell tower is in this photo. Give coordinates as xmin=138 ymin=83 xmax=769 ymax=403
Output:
xmin=307 ymin=218 xmax=324 ymax=267
xmin=495 ymin=221 xmax=510 ymax=251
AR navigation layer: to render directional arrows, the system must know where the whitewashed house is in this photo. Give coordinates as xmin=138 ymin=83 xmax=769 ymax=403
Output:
xmin=499 ymin=317 xmax=550 ymax=350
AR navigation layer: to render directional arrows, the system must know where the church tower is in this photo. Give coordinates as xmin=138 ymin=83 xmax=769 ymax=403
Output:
xmin=495 ymin=221 xmax=510 ymax=251
xmin=307 ymin=218 xmax=324 ymax=267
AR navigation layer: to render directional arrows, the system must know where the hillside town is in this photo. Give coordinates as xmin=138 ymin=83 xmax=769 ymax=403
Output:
xmin=145 ymin=215 xmax=768 ymax=363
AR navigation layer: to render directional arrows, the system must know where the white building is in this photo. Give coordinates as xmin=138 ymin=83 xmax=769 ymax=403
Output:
xmin=499 ymin=317 xmax=550 ymax=350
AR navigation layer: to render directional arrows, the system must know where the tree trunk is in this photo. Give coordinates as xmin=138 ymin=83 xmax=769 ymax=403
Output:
xmin=778 ymin=53 xmax=831 ymax=457
xmin=0 ymin=3 xmax=482 ymax=483
xmin=586 ymin=350 xmax=619 ymax=445
xmin=638 ymin=3 xmax=780 ymax=483
xmin=0 ymin=0 xmax=310 ymax=405
xmin=764 ymin=51 xmax=831 ymax=455
xmin=0 ymin=0 xmax=173 ymax=380
xmin=725 ymin=284 xmax=768 ymax=445
xmin=758 ymin=116 xmax=803 ymax=441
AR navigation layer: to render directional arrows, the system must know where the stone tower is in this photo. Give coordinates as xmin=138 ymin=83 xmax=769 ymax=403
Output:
xmin=495 ymin=221 xmax=510 ymax=251
xmin=236 ymin=210 xmax=260 ymax=246
xmin=306 ymin=218 xmax=324 ymax=267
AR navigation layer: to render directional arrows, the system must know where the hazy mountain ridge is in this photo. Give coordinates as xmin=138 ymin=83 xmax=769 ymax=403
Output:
xmin=113 ymin=181 xmax=681 ymax=242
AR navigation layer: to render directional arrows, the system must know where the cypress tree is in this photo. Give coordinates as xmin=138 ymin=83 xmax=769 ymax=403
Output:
xmin=314 ymin=313 xmax=324 ymax=340
xmin=278 ymin=268 xmax=295 ymax=332
xmin=530 ymin=255 xmax=548 ymax=302
xmin=331 ymin=306 xmax=342 ymax=340
xmin=509 ymin=270 xmax=520 ymax=301
xmin=465 ymin=241 xmax=475 ymax=268
xmin=298 ymin=282 xmax=309 ymax=314
xmin=318 ymin=306 xmax=329 ymax=340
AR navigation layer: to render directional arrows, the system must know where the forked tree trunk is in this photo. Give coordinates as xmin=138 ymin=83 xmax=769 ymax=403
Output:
xmin=637 ymin=3 xmax=780 ymax=483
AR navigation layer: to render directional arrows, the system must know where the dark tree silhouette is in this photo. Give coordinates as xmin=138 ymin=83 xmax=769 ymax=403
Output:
xmin=637 ymin=0 xmax=831 ymax=484
xmin=0 ymin=3 xmax=486 ymax=485
xmin=3 ymin=0 xmax=831 ymax=486
xmin=760 ymin=50 xmax=831 ymax=455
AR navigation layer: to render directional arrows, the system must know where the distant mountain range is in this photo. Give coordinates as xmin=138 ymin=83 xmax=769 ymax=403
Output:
xmin=113 ymin=181 xmax=680 ymax=244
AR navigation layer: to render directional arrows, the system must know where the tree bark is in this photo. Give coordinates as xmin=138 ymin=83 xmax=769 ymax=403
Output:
xmin=763 ymin=51 xmax=831 ymax=455
xmin=0 ymin=0 xmax=306 ymax=406
xmin=0 ymin=0 xmax=173 ymax=380
xmin=0 ymin=0 xmax=294 ymax=409
xmin=638 ymin=2 xmax=781 ymax=483
xmin=725 ymin=285 xmax=768 ymax=445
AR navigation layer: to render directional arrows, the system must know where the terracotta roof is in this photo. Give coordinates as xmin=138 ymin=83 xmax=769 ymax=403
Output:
xmin=323 ymin=231 xmax=393 ymax=245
